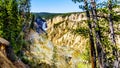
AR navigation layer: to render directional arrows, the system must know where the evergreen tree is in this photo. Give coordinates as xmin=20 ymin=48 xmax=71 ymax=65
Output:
xmin=0 ymin=0 xmax=31 ymax=56
xmin=90 ymin=0 xmax=105 ymax=68
xmin=72 ymin=0 xmax=96 ymax=68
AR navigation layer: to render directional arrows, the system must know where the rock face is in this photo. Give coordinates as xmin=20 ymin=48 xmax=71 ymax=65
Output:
xmin=46 ymin=12 xmax=120 ymax=46
xmin=22 ymin=13 xmax=89 ymax=67
xmin=22 ymin=12 xmax=120 ymax=68
xmin=46 ymin=13 xmax=89 ymax=68
xmin=47 ymin=13 xmax=88 ymax=48
xmin=47 ymin=13 xmax=87 ymax=29
xmin=46 ymin=12 xmax=120 ymax=68
xmin=0 ymin=37 xmax=15 ymax=68
xmin=0 ymin=37 xmax=27 ymax=68
xmin=0 ymin=51 xmax=16 ymax=68
xmin=22 ymin=13 xmax=90 ymax=68
xmin=0 ymin=37 xmax=9 ymax=56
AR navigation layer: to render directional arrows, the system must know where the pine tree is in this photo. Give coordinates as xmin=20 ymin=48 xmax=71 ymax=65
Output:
xmin=90 ymin=0 xmax=105 ymax=68
xmin=72 ymin=0 xmax=96 ymax=68
xmin=0 ymin=0 xmax=31 ymax=61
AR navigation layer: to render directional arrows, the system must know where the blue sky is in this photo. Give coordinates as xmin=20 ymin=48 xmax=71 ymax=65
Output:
xmin=30 ymin=0 xmax=107 ymax=13
xmin=30 ymin=0 xmax=81 ymax=13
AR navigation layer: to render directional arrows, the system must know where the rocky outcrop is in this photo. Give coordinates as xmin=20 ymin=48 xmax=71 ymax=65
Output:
xmin=0 ymin=37 xmax=27 ymax=68
xmin=0 ymin=51 xmax=16 ymax=68
xmin=0 ymin=37 xmax=10 ymax=56
xmin=0 ymin=37 xmax=15 ymax=68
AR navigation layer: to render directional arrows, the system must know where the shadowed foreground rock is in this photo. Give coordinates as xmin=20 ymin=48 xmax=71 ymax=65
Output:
xmin=0 ymin=51 xmax=16 ymax=68
xmin=0 ymin=37 xmax=27 ymax=68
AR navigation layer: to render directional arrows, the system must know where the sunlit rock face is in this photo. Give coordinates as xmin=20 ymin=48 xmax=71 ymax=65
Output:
xmin=52 ymin=16 xmax=63 ymax=24
xmin=46 ymin=12 xmax=120 ymax=48
xmin=46 ymin=13 xmax=90 ymax=68
xmin=47 ymin=13 xmax=87 ymax=28
xmin=45 ymin=12 xmax=120 ymax=67
xmin=46 ymin=13 xmax=88 ymax=47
